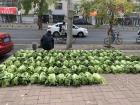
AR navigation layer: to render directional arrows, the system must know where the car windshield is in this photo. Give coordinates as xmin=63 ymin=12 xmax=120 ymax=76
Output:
xmin=73 ymin=25 xmax=79 ymax=29
xmin=54 ymin=23 xmax=79 ymax=29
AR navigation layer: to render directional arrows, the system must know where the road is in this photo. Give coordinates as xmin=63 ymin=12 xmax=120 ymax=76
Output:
xmin=0 ymin=28 xmax=138 ymax=52
xmin=0 ymin=28 xmax=138 ymax=45
xmin=0 ymin=28 xmax=139 ymax=63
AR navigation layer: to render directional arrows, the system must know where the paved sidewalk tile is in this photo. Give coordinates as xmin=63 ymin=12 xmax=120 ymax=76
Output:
xmin=0 ymin=74 xmax=140 ymax=105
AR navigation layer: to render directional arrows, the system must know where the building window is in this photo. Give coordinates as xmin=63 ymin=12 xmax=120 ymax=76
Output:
xmin=53 ymin=15 xmax=64 ymax=23
xmin=55 ymin=3 xmax=62 ymax=10
xmin=0 ymin=0 xmax=17 ymax=7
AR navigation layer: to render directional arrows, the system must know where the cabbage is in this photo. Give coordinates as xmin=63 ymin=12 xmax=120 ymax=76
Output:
xmin=134 ymin=64 xmax=140 ymax=73
xmin=57 ymin=74 xmax=65 ymax=85
xmin=34 ymin=66 xmax=42 ymax=73
xmin=48 ymin=67 xmax=55 ymax=74
xmin=7 ymin=65 xmax=17 ymax=73
xmin=72 ymin=74 xmax=80 ymax=86
xmin=46 ymin=74 xmax=56 ymax=86
xmin=79 ymin=73 xmax=88 ymax=85
xmin=4 ymin=60 xmax=13 ymax=66
xmin=20 ymin=72 xmax=30 ymax=85
xmin=85 ymin=72 xmax=94 ymax=84
xmin=30 ymin=73 xmax=39 ymax=84
xmin=11 ymin=76 xmax=19 ymax=85
xmin=18 ymin=65 xmax=27 ymax=73
xmin=36 ymin=56 xmax=42 ymax=61
xmin=0 ymin=64 xmax=6 ymax=71
xmin=36 ymin=61 xmax=41 ymax=66
xmin=0 ymin=72 xmax=14 ymax=87
xmin=1 ymin=49 xmax=139 ymax=87
xmin=64 ymin=73 xmax=72 ymax=86
xmin=93 ymin=73 xmax=104 ymax=84
xmin=39 ymin=72 xmax=46 ymax=83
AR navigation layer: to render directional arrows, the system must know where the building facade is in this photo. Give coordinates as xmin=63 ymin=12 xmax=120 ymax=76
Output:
xmin=0 ymin=0 xmax=17 ymax=22
xmin=50 ymin=0 xmax=81 ymax=23
xmin=49 ymin=0 xmax=67 ymax=23
xmin=0 ymin=0 xmax=81 ymax=23
xmin=0 ymin=0 xmax=17 ymax=7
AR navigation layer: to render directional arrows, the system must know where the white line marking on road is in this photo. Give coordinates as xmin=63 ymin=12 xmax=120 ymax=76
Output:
xmin=12 ymin=39 xmax=39 ymax=40
xmin=15 ymin=44 xmax=32 ymax=46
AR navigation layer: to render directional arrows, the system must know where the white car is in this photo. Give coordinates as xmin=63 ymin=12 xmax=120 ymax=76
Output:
xmin=47 ymin=22 xmax=88 ymax=37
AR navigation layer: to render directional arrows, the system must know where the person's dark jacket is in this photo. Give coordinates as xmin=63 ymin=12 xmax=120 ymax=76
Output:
xmin=59 ymin=24 xmax=62 ymax=32
xmin=138 ymin=30 xmax=140 ymax=35
xmin=40 ymin=32 xmax=54 ymax=51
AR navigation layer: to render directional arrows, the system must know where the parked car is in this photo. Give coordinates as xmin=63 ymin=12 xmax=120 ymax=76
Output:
xmin=73 ymin=18 xmax=91 ymax=25
xmin=47 ymin=22 xmax=88 ymax=37
xmin=0 ymin=32 xmax=14 ymax=56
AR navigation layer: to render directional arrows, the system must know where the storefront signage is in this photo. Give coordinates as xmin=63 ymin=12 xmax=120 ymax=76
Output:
xmin=0 ymin=7 xmax=17 ymax=15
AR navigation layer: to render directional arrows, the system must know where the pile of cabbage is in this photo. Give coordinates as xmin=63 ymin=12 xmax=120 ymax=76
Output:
xmin=0 ymin=49 xmax=140 ymax=87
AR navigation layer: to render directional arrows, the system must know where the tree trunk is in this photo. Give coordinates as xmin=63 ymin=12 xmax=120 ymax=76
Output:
xmin=66 ymin=0 xmax=73 ymax=49
xmin=107 ymin=10 xmax=114 ymax=48
xmin=108 ymin=24 xmax=112 ymax=48
xmin=66 ymin=10 xmax=73 ymax=49
xmin=37 ymin=16 xmax=43 ymax=30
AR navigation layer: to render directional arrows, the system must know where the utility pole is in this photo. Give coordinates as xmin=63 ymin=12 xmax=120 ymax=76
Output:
xmin=66 ymin=0 xmax=73 ymax=49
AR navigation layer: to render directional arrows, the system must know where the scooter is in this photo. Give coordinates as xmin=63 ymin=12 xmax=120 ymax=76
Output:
xmin=136 ymin=31 xmax=140 ymax=43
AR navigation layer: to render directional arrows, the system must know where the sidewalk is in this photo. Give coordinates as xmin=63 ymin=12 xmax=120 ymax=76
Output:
xmin=22 ymin=44 xmax=140 ymax=56
xmin=0 ymin=74 xmax=140 ymax=105
xmin=55 ymin=44 xmax=140 ymax=55
xmin=1 ymin=44 xmax=140 ymax=105
xmin=53 ymin=44 xmax=140 ymax=51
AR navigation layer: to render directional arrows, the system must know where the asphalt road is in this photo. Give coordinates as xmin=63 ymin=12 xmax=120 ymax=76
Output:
xmin=0 ymin=28 xmax=139 ymax=63
xmin=0 ymin=28 xmax=138 ymax=45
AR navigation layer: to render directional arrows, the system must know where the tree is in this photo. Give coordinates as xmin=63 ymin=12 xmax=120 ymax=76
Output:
xmin=79 ymin=0 xmax=95 ymax=21
xmin=17 ymin=0 xmax=22 ymax=23
xmin=79 ymin=0 xmax=134 ymax=25
xmin=93 ymin=0 xmax=134 ymax=47
xmin=94 ymin=0 xmax=134 ymax=25
xmin=21 ymin=0 xmax=57 ymax=30
xmin=74 ymin=3 xmax=80 ymax=16
xmin=79 ymin=0 xmax=134 ymax=47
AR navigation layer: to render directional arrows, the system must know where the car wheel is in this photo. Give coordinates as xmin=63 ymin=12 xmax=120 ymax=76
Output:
xmin=53 ymin=32 xmax=60 ymax=37
xmin=77 ymin=32 xmax=84 ymax=37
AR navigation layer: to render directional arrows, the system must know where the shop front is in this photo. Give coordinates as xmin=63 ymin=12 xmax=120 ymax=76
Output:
xmin=0 ymin=7 xmax=17 ymax=23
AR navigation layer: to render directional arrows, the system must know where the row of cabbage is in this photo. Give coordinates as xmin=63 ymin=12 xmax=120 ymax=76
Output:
xmin=0 ymin=49 xmax=140 ymax=87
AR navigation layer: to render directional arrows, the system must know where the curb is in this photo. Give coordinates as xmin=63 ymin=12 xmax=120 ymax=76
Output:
xmin=22 ymin=44 xmax=140 ymax=51
xmin=15 ymin=43 xmax=140 ymax=56
xmin=53 ymin=44 xmax=140 ymax=50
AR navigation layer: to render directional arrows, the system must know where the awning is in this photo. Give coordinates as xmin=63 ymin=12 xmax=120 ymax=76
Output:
xmin=0 ymin=7 xmax=17 ymax=15
xmin=89 ymin=11 xmax=97 ymax=16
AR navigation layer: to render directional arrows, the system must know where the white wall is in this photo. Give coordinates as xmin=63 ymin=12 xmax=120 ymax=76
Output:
xmin=50 ymin=0 xmax=67 ymax=15
xmin=20 ymin=0 xmax=82 ymax=16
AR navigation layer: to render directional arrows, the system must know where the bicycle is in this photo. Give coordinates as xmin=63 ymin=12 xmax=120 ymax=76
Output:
xmin=104 ymin=31 xmax=123 ymax=45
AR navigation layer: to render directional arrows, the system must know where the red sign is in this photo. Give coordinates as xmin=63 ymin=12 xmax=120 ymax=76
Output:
xmin=0 ymin=7 xmax=17 ymax=15
xmin=89 ymin=11 xmax=97 ymax=16
xmin=0 ymin=0 xmax=16 ymax=1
